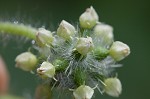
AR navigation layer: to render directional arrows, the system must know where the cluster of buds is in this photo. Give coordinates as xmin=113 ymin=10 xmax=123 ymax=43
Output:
xmin=14 ymin=6 xmax=130 ymax=99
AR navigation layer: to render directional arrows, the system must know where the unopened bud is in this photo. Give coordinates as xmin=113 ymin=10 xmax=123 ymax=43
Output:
xmin=36 ymin=28 xmax=54 ymax=47
xmin=15 ymin=52 xmax=37 ymax=71
xmin=94 ymin=24 xmax=114 ymax=45
xmin=76 ymin=37 xmax=94 ymax=55
xmin=73 ymin=85 xmax=94 ymax=99
xmin=53 ymin=59 xmax=68 ymax=71
xmin=57 ymin=20 xmax=75 ymax=40
xmin=104 ymin=78 xmax=122 ymax=97
xmin=93 ymin=47 xmax=109 ymax=60
xmin=79 ymin=6 xmax=99 ymax=29
xmin=109 ymin=41 xmax=130 ymax=61
xmin=37 ymin=61 xmax=55 ymax=79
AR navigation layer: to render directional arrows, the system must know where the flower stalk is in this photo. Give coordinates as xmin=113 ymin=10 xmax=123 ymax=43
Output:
xmin=0 ymin=22 xmax=37 ymax=40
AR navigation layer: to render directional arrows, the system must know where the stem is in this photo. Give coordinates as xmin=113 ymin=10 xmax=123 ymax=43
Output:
xmin=0 ymin=22 xmax=37 ymax=40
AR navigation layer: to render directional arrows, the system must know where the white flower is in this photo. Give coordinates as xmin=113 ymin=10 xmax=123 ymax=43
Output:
xmin=37 ymin=61 xmax=55 ymax=79
xmin=79 ymin=6 xmax=99 ymax=29
xmin=94 ymin=23 xmax=114 ymax=45
xmin=36 ymin=28 xmax=54 ymax=47
xmin=73 ymin=85 xmax=94 ymax=99
xmin=15 ymin=52 xmax=37 ymax=71
xmin=104 ymin=78 xmax=122 ymax=97
xmin=76 ymin=37 xmax=94 ymax=55
xmin=109 ymin=41 xmax=130 ymax=61
xmin=57 ymin=20 xmax=75 ymax=40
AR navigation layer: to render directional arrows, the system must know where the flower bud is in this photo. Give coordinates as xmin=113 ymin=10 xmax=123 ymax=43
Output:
xmin=57 ymin=20 xmax=75 ymax=40
xmin=15 ymin=52 xmax=37 ymax=71
xmin=53 ymin=59 xmax=68 ymax=71
xmin=37 ymin=61 xmax=55 ymax=79
xmin=109 ymin=41 xmax=130 ymax=61
xmin=94 ymin=24 xmax=114 ymax=45
xmin=104 ymin=78 xmax=122 ymax=97
xmin=73 ymin=85 xmax=94 ymax=99
xmin=36 ymin=28 xmax=54 ymax=47
xmin=76 ymin=37 xmax=94 ymax=55
xmin=93 ymin=47 xmax=109 ymax=60
xmin=79 ymin=6 xmax=99 ymax=29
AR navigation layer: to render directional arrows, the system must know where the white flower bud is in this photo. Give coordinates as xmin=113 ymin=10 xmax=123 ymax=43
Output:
xmin=73 ymin=85 xmax=94 ymax=99
xmin=79 ymin=6 xmax=99 ymax=29
xmin=109 ymin=41 xmax=130 ymax=61
xmin=94 ymin=24 xmax=114 ymax=45
xmin=15 ymin=52 xmax=37 ymax=71
xmin=76 ymin=37 xmax=94 ymax=55
xmin=36 ymin=28 xmax=54 ymax=47
xmin=57 ymin=20 xmax=75 ymax=40
xmin=104 ymin=78 xmax=122 ymax=97
xmin=37 ymin=61 xmax=55 ymax=79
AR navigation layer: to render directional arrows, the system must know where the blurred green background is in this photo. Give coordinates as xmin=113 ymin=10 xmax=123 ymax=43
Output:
xmin=0 ymin=0 xmax=150 ymax=99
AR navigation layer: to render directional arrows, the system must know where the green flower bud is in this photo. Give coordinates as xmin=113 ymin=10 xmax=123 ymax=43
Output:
xmin=94 ymin=24 xmax=114 ymax=45
xmin=74 ymin=68 xmax=86 ymax=86
xmin=53 ymin=59 xmax=68 ymax=72
xmin=36 ymin=28 xmax=54 ymax=47
xmin=79 ymin=6 xmax=99 ymax=29
xmin=73 ymin=85 xmax=94 ymax=99
xmin=104 ymin=78 xmax=122 ymax=97
xmin=93 ymin=47 xmax=109 ymax=60
xmin=57 ymin=20 xmax=75 ymax=40
xmin=37 ymin=61 xmax=55 ymax=79
xmin=76 ymin=37 xmax=94 ymax=55
xmin=15 ymin=52 xmax=37 ymax=71
xmin=109 ymin=41 xmax=130 ymax=61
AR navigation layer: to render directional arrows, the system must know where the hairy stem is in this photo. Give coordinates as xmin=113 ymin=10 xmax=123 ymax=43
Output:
xmin=0 ymin=22 xmax=37 ymax=40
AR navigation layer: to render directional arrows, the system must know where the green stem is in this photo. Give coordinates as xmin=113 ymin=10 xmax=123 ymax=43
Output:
xmin=0 ymin=22 xmax=37 ymax=40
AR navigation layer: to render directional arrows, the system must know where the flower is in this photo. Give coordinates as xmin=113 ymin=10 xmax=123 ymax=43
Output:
xmin=109 ymin=41 xmax=130 ymax=61
xmin=79 ymin=6 xmax=99 ymax=29
xmin=57 ymin=20 xmax=75 ymax=40
xmin=36 ymin=28 xmax=54 ymax=47
xmin=76 ymin=37 xmax=94 ymax=55
xmin=94 ymin=23 xmax=114 ymax=45
xmin=15 ymin=52 xmax=37 ymax=71
xmin=37 ymin=61 xmax=55 ymax=79
xmin=104 ymin=78 xmax=122 ymax=97
xmin=73 ymin=85 xmax=94 ymax=99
